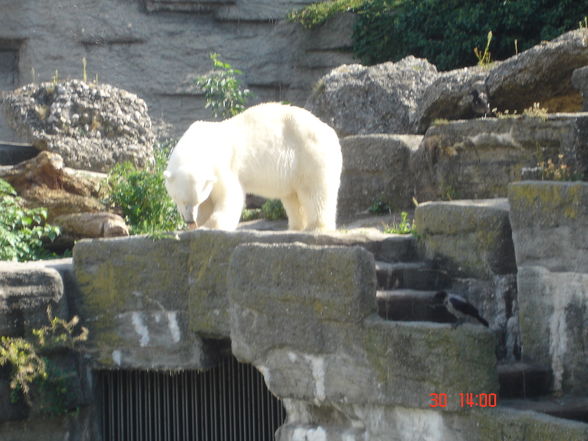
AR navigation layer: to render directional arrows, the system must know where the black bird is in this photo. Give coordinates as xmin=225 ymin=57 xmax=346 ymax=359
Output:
xmin=471 ymin=89 xmax=491 ymax=116
xmin=434 ymin=291 xmax=489 ymax=327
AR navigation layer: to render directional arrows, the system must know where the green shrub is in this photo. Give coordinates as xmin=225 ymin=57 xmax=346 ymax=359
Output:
xmin=353 ymin=0 xmax=587 ymax=70
xmin=195 ymin=53 xmax=253 ymax=119
xmin=0 ymin=307 xmax=88 ymax=413
xmin=287 ymin=0 xmax=373 ymax=28
xmin=106 ymin=141 xmax=185 ymax=235
xmin=261 ymin=199 xmax=287 ymax=221
xmin=0 ymin=179 xmax=60 ymax=262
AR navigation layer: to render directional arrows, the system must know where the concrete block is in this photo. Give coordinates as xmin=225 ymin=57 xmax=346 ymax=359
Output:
xmin=339 ymin=134 xmax=422 ymax=219
xmin=415 ymin=198 xmax=516 ymax=279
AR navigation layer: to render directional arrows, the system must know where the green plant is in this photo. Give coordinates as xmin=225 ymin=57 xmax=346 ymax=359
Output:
xmin=0 ymin=307 xmax=87 ymax=412
xmin=0 ymin=179 xmax=61 ymax=262
xmin=353 ymin=0 xmax=588 ymax=71
xmin=195 ymin=53 xmax=253 ymax=119
xmin=240 ymin=208 xmax=262 ymax=222
xmin=106 ymin=141 xmax=185 ymax=235
xmin=474 ymin=30 xmax=493 ymax=66
xmin=384 ymin=211 xmax=415 ymax=234
xmin=32 ymin=306 xmax=89 ymax=351
xmin=287 ymin=0 xmax=372 ymax=28
xmin=0 ymin=337 xmax=47 ymax=405
xmin=522 ymin=102 xmax=549 ymax=120
xmin=536 ymin=154 xmax=579 ymax=181
xmin=261 ymin=199 xmax=287 ymax=220
xmin=368 ymin=199 xmax=391 ymax=215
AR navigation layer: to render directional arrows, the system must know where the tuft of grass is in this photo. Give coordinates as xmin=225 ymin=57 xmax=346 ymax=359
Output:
xmin=383 ymin=211 xmax=414 ymax=234
xmin=536 ymin=154 xmax=580 ymax=181
xmin=474 ymin=30 xmax=493 ymax=66
xmin=522 ymin=102 xmax=548 ymax=120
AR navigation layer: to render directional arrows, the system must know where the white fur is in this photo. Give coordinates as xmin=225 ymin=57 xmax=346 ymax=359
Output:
xmin=164 ymin=103 xmax=342 ymax=231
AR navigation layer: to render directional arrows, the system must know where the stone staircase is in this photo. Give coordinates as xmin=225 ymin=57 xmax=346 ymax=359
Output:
xmin=371 ymin=236 xmax=588 ymax=427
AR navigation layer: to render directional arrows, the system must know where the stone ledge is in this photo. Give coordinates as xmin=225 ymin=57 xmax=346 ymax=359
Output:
xmin=415 ymin=198 xmax=516 ymax=279
xmin=72 ymin=229 xmax=416 ymax=369
xmin=229 ymin=242 xmax=498 ymax=411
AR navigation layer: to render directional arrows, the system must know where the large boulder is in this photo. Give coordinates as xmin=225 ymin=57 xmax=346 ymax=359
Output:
xmin=309 ymin=29 xmax=588 ymax=135
xmin=0 ymin=150 xmax=107 ymax=220
xmin=305 ymin=56 xmax=438 ymax=136
xmin=486 ymin=29 xmax=588 ymax=114
xmin=2 ymin=80 xmax=155 ymax=172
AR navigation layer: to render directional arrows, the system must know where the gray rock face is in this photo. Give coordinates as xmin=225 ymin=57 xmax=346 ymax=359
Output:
xmin=572 ymin=66 xmax=588 ymax=111
xmin=0 ymin=1 xmax=354 ymax=141
xmin=412 ymin=113 xmax=588 ymax=202
xmin=338 ymin=134 xmax=422 ymax=219
xmin=509 ymin=181 xmax=588 ymax=395
xmin=487 ymin=29 xmax=588 ymax=114
xmin=309 ymin=29 xmax=588 ymax=136
xmin=306 ymin=56 xmax=438 ymax=136
xmin=413 ymin=68 xmax=490 ymax=133
xmin=3 ymin=80 xmax=155 ymax=172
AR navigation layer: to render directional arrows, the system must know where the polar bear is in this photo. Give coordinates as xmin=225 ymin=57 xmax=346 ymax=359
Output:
xmin=164 ymin=102 xmax=342 ymax=231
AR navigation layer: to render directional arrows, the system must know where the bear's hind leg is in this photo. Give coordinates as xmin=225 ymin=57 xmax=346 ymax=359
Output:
xmin=298 ymin=188 xmax=337 ymax=232
xmin=281 ymin=193 xmax=306 ymax=231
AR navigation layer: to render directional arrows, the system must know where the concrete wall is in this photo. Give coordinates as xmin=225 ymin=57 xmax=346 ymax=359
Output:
xmin=0 ymin=0 xmax=355 ymax=141
xmin=509 ymin=181 xmax=588 ymax=395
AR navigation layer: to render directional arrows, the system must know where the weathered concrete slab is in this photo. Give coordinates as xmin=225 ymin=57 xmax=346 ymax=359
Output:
xmin=509 ymin=181 xmax=588 ymax=395
xmin=415 ymin=199 xmax=515 ymax=279
xmin=228 ymin=242 xmax=497 ymax=411
xmin=339 ymin=134 xmax=422 ymax=219
xmin=73 ymin=229 xmax=417 ymax=369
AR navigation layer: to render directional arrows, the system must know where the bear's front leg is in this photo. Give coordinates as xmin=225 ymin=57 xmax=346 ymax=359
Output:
xmin=202 ymin=174 xmax=245 ymax=231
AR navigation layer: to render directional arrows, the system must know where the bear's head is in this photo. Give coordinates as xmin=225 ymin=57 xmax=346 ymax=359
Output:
xmin=164 ymin=166 xmax=215 ymax=225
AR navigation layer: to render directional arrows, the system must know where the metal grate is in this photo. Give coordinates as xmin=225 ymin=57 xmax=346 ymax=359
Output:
xmin=97 ymin=356 xmax=286 ymax=441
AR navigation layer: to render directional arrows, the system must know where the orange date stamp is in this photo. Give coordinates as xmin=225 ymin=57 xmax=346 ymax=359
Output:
xmin=429 ymin=393 xmax=497 ymax=408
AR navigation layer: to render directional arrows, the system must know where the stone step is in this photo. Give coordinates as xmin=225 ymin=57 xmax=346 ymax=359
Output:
xmin=375 ymin=260 xmax=451 ymax=290
xmin=501 ymin=396 xmax=588 ymax=424
xmin=376 ymin=289 xmax=455 ymax=322
xmin=498 ymin=362 xmax=552 ymax=399
xmin=0 ymin=142 xmax=37 ymax=166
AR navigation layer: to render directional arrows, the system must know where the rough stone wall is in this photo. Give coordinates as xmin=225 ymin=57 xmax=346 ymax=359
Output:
xmin=0 ymin=0 xmax=355 ymax=140
xmin=72 ymin=229 xmax=416 ymax=369
xmin=414 ymin=199 xmax=520 ymax=361
xmin=509 ymin=181 xmax=588 ymax=395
